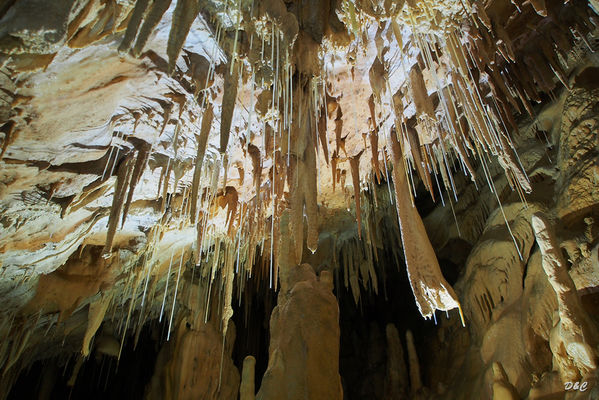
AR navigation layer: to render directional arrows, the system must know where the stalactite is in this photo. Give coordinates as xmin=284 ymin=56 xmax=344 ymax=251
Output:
xmin=67 ymin=0 xmax=97 ymax=41
xmin=102 ymin=154 xmax=135 ymax=258
xmin=3 ymin=0 xmax=599 ymax=391
xmin=331 ymin=151 xmax=339 ymax=192
xmin=369 ymin=130 xmax=382 ymax=183
xmin=221 ymin=245 xmax=235 ymax=367
xmin=0 ymin=120 xmax=16 ymax=161
xmin=68 ymin=3 xmax=121 ymax=48
xmin=116 ymin=0 xmax=150 ymax=52
xmin=2 ymin=326 xmax=33 ymax=375
xmin=248 ymin=143 xmax=262 ymax=198
xmin=219 ymin=186 xmax=239 ymax=235
xmin=121 ymin=142 xmax=151 ymax=227
xmin=81 ymin=292 xmax=113 ymax=357
xmin=66 ymin=357 xmax=84 ymax=387
xmin=303 ymin=122 xmax=319 ymax=254
xmin=368 ymin=94 xmax=377 ymax=129
xmin=318 ymin=105 xmax=329 ymax=164
xmin=167 ymin=0 xmax=200 ymax=74
xmin=349 ymin=150 xmax=364 ymax=239
xmin=159 ymin=102 xmax=173 ymax=137
xmin=334 ymin=107 xmax=343 ymax=155
xmin=220 ymin=62 xmax=240 ymax=154
xmin=408 ymin=64 xmax=435 ymax=119
xmin=405 ymin=123 xmax=433 ymax=197
xmin=190 ymin=103 xmax=213 ymax=224
xmin=132 ymin=0 xmax=173 ymax=57
xmin=497 ymin=134 xmax=532 ymax=194
xmin=237 ymin=165 xmax=245 ymax=186
xmin=288 ymin=155 xmax=304 ymax=264
xmin=160 ymin=159 xmax=173 ymax=214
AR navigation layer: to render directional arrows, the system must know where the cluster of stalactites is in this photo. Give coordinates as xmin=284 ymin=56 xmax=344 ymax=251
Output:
xmin=383 ymin=0 xmax=595 ymax=205
xmin=96 ymin=0 xmax=598 ymax=338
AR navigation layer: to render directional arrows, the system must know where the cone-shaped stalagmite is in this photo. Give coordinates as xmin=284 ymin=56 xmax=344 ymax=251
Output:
xmin=406 ymin=330 xmax=422 ymax=394
xmin=258 ymin=216 xmax=342 ymax=399
xmin=385 ymin=324 xmax=408 ymax=399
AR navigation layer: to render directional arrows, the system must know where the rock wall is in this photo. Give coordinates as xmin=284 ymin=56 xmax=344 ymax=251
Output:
xmin=419 ymin=63 xmax=599 ymax=400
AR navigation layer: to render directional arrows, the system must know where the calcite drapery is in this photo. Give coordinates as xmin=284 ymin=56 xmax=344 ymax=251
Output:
xmin=387 ymin=129 xmax=462 ymax=321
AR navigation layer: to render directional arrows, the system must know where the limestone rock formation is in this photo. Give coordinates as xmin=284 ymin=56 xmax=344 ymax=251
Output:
xmin=532 ymin=212 xmax=599 ymax=382
xmin=0 ymin=0 xmax=598 ymax=398
xmin=256 ymin=265 xmax=343 ymax=400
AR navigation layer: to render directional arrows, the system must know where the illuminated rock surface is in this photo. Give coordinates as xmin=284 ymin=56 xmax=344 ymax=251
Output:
xmin=0 ymin=0 xmax=598 ymax=398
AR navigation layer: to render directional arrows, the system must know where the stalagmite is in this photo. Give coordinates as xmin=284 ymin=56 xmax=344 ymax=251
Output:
xmin=102 ymin=154 xmax=135 ymax=258
xmin=240 ymin=355 xmax=256 ymax=400
xmin=385 ymin=324 xmax=408 ymax=399
xmin=256 ymin=263 xmax=342 ymax=400
xmin=531 ymin=213 xmax=599 ymax=381
xmin=388 ymin=129 xmax=462 ymax=320
xmin=406 ymin=330 xmax=422 ymax=394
